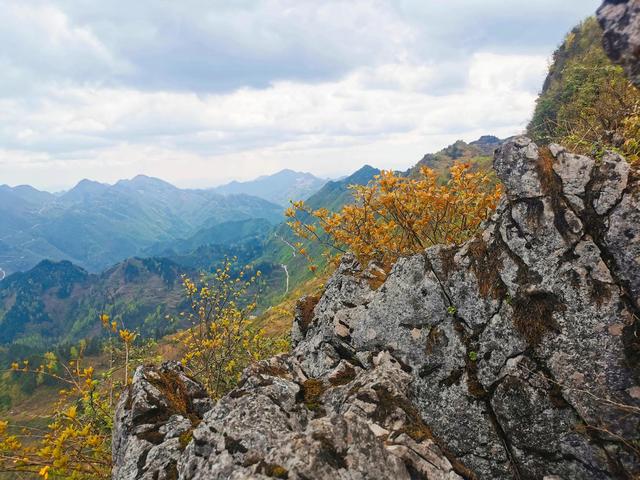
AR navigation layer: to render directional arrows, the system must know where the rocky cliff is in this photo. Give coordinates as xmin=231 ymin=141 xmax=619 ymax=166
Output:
xmin=112 ymin=136 xmax=640 ymax=479
xmin=598 ymin=0 xmax=640 ymax=88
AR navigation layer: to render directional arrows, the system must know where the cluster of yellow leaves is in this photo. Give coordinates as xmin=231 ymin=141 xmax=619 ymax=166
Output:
xmin=100 ymin=313 xmax=118 ymax=333
xmin=118 ymin=329 xmax=136 ymax=344
xmin=0 ymin=344 xmax=111 ymax=479
xmin=0 ymin=311 xmax=155 ymax=479
xmin=176 ymin=259 xmax=288 ymax=399
xmin=286 ymin=164 xmax=502 ymax=269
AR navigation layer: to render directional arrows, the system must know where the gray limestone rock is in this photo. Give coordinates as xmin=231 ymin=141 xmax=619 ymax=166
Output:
xmin=598 ymin=0 xmax=640 ymax=88
xmin=112 ymin=361 xmax=213 ymax=480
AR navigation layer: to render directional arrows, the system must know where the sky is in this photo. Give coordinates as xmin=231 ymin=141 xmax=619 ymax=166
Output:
xmin=0 ymin=0 xmax=601 ymax=191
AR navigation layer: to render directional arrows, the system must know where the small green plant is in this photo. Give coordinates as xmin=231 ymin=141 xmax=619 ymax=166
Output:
xmin=447 ymin=306 xmax=457 ymax=316
xmin=468 ymin=351 xmax=478 ymax=362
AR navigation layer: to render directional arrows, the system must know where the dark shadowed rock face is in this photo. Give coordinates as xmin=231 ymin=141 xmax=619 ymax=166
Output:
xmin=113 ymin=137 xmax=640 ymax=479
xmin=598 ymin=0 xmax=640 ymax=87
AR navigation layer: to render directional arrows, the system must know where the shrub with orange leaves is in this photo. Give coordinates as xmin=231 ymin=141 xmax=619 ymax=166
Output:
xmin=286 ymin=163 xmax=502 ymax=269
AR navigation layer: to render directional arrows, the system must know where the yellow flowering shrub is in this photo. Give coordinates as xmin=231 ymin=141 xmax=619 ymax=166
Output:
xmin=176 ymin=259 xmax=289 ymax=399
xmin=0 ymin=313 xmax=154 ymax=479
xmin=286 ymin=163 xmax=502 ymax=269
xmin=0 ymin=343 xmax=111 ymax=479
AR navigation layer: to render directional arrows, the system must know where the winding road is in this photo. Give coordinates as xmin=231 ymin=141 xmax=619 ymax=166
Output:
xmin=281 ymin=264 xmax=289 ymax=295
xmin=276 ymin=234 xmax=297 ymax=256
xmin=275 ymin=234 xmax=294 ymax=296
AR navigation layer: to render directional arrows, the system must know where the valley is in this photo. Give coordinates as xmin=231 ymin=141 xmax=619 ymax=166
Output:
xmin=0 ymin=164 xmax=381 ymax=381
xmin=0 ymin=138 xmax=496 ymax=380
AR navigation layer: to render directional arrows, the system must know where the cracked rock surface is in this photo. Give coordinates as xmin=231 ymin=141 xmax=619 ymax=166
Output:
xmin=113 ymin=138 xmax=640 ymax=479
xmin=598 ymin=0 xmax=640 ymax=88
xmin=112 ymin=362 xmax=213 ymax=479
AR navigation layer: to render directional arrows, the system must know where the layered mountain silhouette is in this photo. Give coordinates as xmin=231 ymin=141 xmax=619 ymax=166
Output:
xmin=212 ymin=169 xmax=327 ymax=207
xmin=0 ymin=175 xmax=285 ymax=275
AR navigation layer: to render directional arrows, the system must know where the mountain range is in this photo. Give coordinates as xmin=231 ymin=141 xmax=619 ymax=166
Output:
xmin=0 ymin=164 xmax=381 ymax=358
xmin=0 ymin=170 xmax=327 ymax=276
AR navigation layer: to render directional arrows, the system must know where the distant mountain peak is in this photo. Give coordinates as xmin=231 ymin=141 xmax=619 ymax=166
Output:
xmin=69 ymin=178 xmax=108 ymax=190
xmin=471 ymin=135 xmax=501 ymax=145
xmin=117 ymin=175 xmax=178 ymax=190
xmin=213 ymin=169 xmax=327 ymax=206
xmin=407 ymin=135 xmax=503 ymax=178
xmin=61 ymin=178 xmax=110 ymax=201
xmin=347 ymin=164 xmax=379 ymax=180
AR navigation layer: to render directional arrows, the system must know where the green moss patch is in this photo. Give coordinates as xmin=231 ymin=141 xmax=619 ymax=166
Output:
xmin=299 ymin=378 xmax=326 ymax=412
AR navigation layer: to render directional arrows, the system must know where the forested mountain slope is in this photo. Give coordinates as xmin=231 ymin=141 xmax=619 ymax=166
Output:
xmin=0 ymin=176 xmax=283 ymax=275
xmin=0 ymin=257 xmax=188 ymax=356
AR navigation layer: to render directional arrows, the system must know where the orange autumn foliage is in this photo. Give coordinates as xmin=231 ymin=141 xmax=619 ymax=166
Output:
xmin=286 ymin=163 xmax=502 ymax=268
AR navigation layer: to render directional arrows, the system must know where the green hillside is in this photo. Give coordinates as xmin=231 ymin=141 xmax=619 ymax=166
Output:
xmin=528 ymin=17 xmax=640 ymax=161
xmin=146 ymin=218 xmax=274 ymax=257
xmin=406 ymin=136 xmax=501 ymax=181
xmin=0 ymin=258 xmax=188 ymax=356
xmin=255 ymin=165 xmax=381 ymax=301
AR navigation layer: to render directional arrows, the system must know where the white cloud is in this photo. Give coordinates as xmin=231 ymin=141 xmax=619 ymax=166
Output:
xmin=1 ymin=51 xmax=548 ymax=189
xmin=0 ymin=0 xmax=600 ymax=190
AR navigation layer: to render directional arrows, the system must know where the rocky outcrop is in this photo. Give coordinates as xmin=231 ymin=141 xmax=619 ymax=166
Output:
xmin=180 ymin=352 xmax=463 ymax=480
xmin=113 ymin=137 xmax=640 ymax=479
xmin=598 ymin=0 xmax=640 ymax=87
xmin=112 ymin=362 xmax=214 ymax=479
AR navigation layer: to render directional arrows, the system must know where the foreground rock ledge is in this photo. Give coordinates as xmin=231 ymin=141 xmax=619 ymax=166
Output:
xmin=113 ymin=138 xmax=640 ymax=479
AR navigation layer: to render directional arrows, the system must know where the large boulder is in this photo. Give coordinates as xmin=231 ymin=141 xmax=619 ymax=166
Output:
xmin=113 ymin=138 xmax=640 ymax=479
